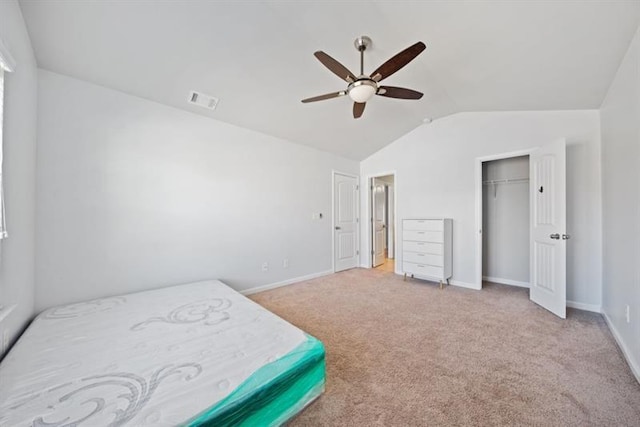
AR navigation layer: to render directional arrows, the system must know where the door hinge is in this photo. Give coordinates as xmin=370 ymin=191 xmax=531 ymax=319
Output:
xmin=371 ymin=250 xmax=375 ymax=255
xmin=356 ymin=218 xmax=359 ymax=223
xmin=356 ymin=250 xmax=359 ymax=255
xmin=356 ymin=185 xmax=359 ymax=190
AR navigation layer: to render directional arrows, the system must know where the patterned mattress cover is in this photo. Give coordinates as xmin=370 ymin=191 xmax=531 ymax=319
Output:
xmin=0 ymin=280 xmax=325 ymax=426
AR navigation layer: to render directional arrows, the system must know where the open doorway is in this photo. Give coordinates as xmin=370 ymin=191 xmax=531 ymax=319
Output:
xmin=481 ymin=156 xmax=530 ymax=289
xmin=370 ymin=174 xmax=395 ymax=272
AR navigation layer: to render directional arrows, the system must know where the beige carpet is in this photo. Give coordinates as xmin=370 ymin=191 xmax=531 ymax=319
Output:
xmin=250 ymin=268 xmax=640 ymax=426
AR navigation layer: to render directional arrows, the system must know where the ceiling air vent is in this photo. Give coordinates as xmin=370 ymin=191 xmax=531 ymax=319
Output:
xmin=188 ymin=90 xmax=219 ymax=110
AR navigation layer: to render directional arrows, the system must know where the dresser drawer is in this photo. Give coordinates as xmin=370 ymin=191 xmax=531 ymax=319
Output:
xmin=403 ymin=241 xmax=443 ymax=255
xmin=403 ymin=262 xmax=444 ymax=279
xmin=403 ymin=219 xmax=444 ymax=231
xmin=403 ymin=230 xmax=444 ymax=243
xmin=403 ymin=252 xmax=443 ymax=267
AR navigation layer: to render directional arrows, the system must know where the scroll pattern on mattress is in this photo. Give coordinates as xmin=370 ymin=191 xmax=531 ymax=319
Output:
xmin=0 ymin=280 xmax=325 ymax=426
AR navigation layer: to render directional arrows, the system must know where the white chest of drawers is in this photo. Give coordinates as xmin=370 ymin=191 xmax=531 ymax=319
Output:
xmin=402 ymin=218 xmax=452 ymax=288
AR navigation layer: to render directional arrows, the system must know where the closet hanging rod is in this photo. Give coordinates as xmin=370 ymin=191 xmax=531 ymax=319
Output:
xmin=482 ymin=178 xmax=529 ymax=185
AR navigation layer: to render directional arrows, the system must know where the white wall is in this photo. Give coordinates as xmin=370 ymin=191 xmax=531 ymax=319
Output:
xmin=35 ymin=70 xmax=357 ymax=311
xmin=0 ymin=1 xmax=37 ymax=354
xmin=482 ymin=156 xmax=529 ymax=285
xmin=600 ymin=27 xmax=640 ymax=380
xmin=360 ymin=110 xmax=602 ymax=308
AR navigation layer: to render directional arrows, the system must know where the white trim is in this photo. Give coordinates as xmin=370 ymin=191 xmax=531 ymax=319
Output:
xmin=602 ymin=312 xmax=640 ymax=384
xmin=475 ymin=149 xmax=535 ymax=289
xmin=0 ymin=69 xmax=6 ymax=240
xmin=0 ymin=38 xmax=16 ymax=72
xmin=331 ymin=171 xmax=360 ymax=273
xmin=450 ymin=279 xmax=481 ymax=290
xmin=566 ymin=300 xmax=601 ymax=313
xmin=365 ymin=171 xmax=397 ymax=269
xmin=483 ymin=276 xmax=530 ymax=288
xmin=240 ymin=270 xmax=334 ymax=296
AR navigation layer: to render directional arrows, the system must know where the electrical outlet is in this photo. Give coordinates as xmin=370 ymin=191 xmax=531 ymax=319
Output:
xmin=626 ymin=305 xmax=630 ymax=323
xmin=283 ymin=258 xmax=289 ymax=268
xmin=261 ymin=262 xmax=269 ymax=272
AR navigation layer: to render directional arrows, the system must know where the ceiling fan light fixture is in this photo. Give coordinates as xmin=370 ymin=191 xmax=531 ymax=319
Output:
xmin=348 ymin=79 xmax=377 ymax=103
xmin=302 ymin=38 xmax=426 ymax=118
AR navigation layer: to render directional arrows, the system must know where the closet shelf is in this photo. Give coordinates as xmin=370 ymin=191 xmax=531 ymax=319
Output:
xmin=482 ymin=178 xmax=529 ymax=185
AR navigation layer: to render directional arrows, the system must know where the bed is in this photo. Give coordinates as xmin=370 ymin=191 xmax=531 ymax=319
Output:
xmin=0 ymin=280 xmax=325 ymax=426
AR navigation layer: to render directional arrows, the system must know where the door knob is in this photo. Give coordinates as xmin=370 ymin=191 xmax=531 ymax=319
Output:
xmin=335 ymin=226 xmax=341 ymax=230
xmin=550 ymin=233 xmax=560 ymax=240
xmin=562 ymin=234 xmax=570 ymax=240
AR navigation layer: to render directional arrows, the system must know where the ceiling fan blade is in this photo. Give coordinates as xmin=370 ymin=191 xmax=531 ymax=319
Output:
xmin=377 ymin=86 xmax=423 ymax=100
xmin=370 ymin=41 xmax=426 ymax=82
xmin=314 ymin=51 xmax=356 ymax=83
xmin=301 ymin=91 xmax=346 ymax=103
xmin=353 ymin=102 xmax=366 ymax=119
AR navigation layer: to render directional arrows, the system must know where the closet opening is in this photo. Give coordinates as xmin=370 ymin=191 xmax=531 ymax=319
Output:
xmin=481 ymin=155 xmax=530 ymax=292
xmin=370 ymin=174 xmax=395 ymax=273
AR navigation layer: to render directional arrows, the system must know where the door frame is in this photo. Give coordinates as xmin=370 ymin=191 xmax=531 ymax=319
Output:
xmin=332 ymin=170 xmax=360 ymax=273
xmin=366 ymin=171 xmax=397 ymax=271
xmin=474 ymin=149 xmax=535 ymax=290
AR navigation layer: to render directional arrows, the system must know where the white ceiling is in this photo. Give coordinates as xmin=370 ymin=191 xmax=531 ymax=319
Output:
xmin=19 ymin=1 xmax=640 ymax=160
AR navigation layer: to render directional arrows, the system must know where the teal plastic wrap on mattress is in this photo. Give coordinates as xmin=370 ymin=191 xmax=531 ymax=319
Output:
xmin=184 ymin=334 xmax=325 ymax=427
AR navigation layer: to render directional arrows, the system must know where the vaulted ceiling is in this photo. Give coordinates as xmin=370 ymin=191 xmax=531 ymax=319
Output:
xmin=19 ymin=1 xmax=640 ymax=160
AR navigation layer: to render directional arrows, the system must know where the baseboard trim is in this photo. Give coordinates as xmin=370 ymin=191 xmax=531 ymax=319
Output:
xmin=483 ymin=276 xmax=530 ymax=288
xmin=450 ymin=279 xmax=481 ymax=290
xmin=240 ymin=270 xmax=334 ymax=296
xmin=602 ymin=311 xmax=640 ymax=384
xmin=566 ymin=300 xmax=601 ymax=313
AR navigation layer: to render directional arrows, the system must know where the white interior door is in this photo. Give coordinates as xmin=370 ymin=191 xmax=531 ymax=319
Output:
xmin=372 ymin=181 xmax=386 ymax=267
xmin=334 ymin=173 xmax=359 ymax=272
xmin=387 ymin=185 xmax=395 ymax=259
xmin=530 ymin=139 xmax=567 ymax=318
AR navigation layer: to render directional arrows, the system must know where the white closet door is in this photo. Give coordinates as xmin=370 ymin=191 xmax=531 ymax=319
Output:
xmin=530 ymin=139 xmax=567 ymax=318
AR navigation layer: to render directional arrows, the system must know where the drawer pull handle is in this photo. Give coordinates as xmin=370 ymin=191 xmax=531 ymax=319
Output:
xmin=417 ymin=265 xmax=425 ymax=268
xmin=417 ymin=232 xmax=425 ymax=234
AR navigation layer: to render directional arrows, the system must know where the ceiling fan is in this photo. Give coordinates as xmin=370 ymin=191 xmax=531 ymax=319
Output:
xmin=301 ymin=36 xmax=426 ymax=119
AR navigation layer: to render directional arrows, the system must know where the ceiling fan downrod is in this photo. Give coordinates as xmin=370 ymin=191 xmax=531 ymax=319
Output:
xmin=354 ymin=36 xmax=372 ymax=76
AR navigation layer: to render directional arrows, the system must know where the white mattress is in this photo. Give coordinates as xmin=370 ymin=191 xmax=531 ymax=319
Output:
xmin=0 ymin=280 xmax=308 ymax=426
